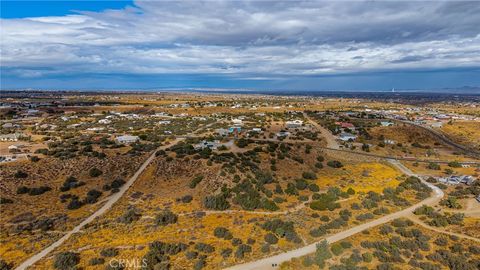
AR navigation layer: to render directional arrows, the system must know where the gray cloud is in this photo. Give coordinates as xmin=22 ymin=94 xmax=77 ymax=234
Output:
xmin=1 ymin=0 xmax=479 ymax=78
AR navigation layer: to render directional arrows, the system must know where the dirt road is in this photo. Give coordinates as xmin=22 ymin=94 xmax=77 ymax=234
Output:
xmin=14 ymin=139 xmax=183 ymax=270
xmin=225 ymin=159 xmax=444 ymax=270
xmin=304 ymin=113 xmax=340 ymax=149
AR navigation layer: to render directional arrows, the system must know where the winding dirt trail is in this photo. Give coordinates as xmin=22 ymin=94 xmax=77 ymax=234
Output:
xmin=407 ymin=214 xmax=480 ymax=243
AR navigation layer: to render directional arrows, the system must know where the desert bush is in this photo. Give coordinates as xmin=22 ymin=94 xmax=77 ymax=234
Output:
xmin=314 ymin=240 xmax=332 ymax=268
xmin=189 ymin=175 xmax=204 ymax=189
xmin=85 ymin=189 xmax=102 ymax=204
xmin=110 ymin=178 xmax=126 ymax=189
xmin=100 ymin=247 xmax=119 ymax=257
xmin=362 ymin=252 xmax=373 ymax=262
xmin=308 ymin=183 xmax=320 ymax=192
xmin=264 ymin=233 xmax=278 ymax=244
xmin=427 ymin=162 xmax=440 ymax=170
xmin=235 ymin=244 xmax=252 ymax=259
xmin=118 ymin=208 xmax=141 ymax=224
xmin=302 ymin=171 xmax=317 ymax=180
xmin=310 ymin=192 xmax=339 ymax=211
xmin=185 ymin=251 xmax=198 ymax=260
xmin=155 ymin=210 xmax=178 ymax=226
xmin=89 ymin=257 xmax=105 ymax=266
xmin=331 ymin=243 xmax=344 ymax=256
xmin=0 ymin=197 xmax=13 ymax=204
xmin=53 ymin=252 xmax=80 ymax=270
xmin=28 ymin=186 xmax=52 ymax=196
xmin=327 ymin=160 xmax=343 ymax=168
xmin=0 ymin=259 xmax=13 ymax=270
xmin=203 ymin=194 xmax=230 ymax=210
xmin=221 ymin=248 xmax=232 ymax=258
xmin=434 ymin=237 xmax=448 ymax=246
xmin=214 ymin=227 xmax=233 ymax=239
xmin=181 ymin=195 xmax=193 ymax=203
xmin=67 ymin=196 xmax=84 ymax=210
xmin=194 ymin=243 xmax=215 ymax=253
xmin=14 ymin=170 xmax=28 ymax=178
xmin=16 ymin=186 xmax=29 ymax=194
xmin=89 ymin=167 xmax=103 ymax=177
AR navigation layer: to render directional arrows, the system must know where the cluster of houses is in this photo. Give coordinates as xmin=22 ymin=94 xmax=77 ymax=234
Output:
xmin=334 ymin=122 xmax=358 ymax=142
xmin=437 ymin=175 xmax=476 ymax=186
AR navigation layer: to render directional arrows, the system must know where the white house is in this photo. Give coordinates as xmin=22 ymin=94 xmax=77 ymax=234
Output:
xmin=232 ymin=119 xmax=243 ymax=126
xmin=286 ymin=120 xmax=303 ymax=128
xmin=276 ymin=131 xmax=290 ymax=137
xmin=0 ymin=133 xmax=21 ymax=141
xmin=216 ymin=128 xmax=229 ymax=136
xmin=87 ymin=127 xmax=105 ymax=131
xmin=98 ymin=119 xmax=112 ymax=124
xmin=158 ymin=120 xmax=171 ymax=125
xmin=116 ymin=135 xmax=139 ymax=144
xmin=339 ymin=133 xmax=357 ymax=141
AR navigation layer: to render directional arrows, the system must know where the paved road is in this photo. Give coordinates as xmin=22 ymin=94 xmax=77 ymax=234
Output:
xmin=225 ymin=160 xmax=444 ymax=270
xmin=14 ymin=122 xmax=220 ymax=270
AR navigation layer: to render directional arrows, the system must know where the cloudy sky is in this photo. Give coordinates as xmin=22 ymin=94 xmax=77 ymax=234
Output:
xmin=1 ymin=0 xmax=480 ymax=91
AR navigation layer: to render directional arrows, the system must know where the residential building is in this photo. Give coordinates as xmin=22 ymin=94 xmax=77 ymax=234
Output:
xmin=286 ymin=120 xmax=303 ymax=128
xmin=339 ymin=133 xmax=357 ymax=141
xmin=194 ymin=140 xmax=220 ymax=150
xmin=0 ymin=133 xmax=21 ymax=141
xmin=215 ymin=128 xmax=229 ymax=136
xmin=116 ymin=135 xmax=139 ymax=144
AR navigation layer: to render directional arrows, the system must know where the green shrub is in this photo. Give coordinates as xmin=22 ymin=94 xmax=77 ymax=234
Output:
xmin=89 ymin=167 xmax=103 ymax=177
xmin=14 ymin=170 xmax=28 ymax=178
xmin=302 ymin=171 xmax=317 ymax=180
xmin=362 ymin=252 xmax=373 ymax=262
xmin=189 ymin=175 xmax=204 ymax=189
xmin=327 ymin=160 xmax=343 ymax=168
xmin=214 ymin=227 xmax=233 ymax=239
xmin=330 ymin=243 xmax=344 ymax=256
xmin=264 ymin=233 xmax=278 ymax=244
xmin=100 ymin=247 xmax=119 ymax=257
xmin=155 ymin=210 xmax=178 ymax=226
xmin=118 ymin=208 xmax=141 ymax=224
xmin=53 ymin=252 xmax=80 ymax=270
xmin=203 ymin=195 xmax=230 ymax=210
xmin=89 ymin=257 xmax=105 ymax=266
xmin=0 ymin=197 xmax=13 ymax=204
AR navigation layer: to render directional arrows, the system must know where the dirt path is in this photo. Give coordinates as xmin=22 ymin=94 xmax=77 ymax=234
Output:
xmin=14 ymin=122 xmax=219 ymax=270
xmin=225 ymin=159 xmax=444 ymax=270
xmin=304 ymin=113 xmax=340 ymax=149
xmin=406 ymin=214 xmax=480 ymax=243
